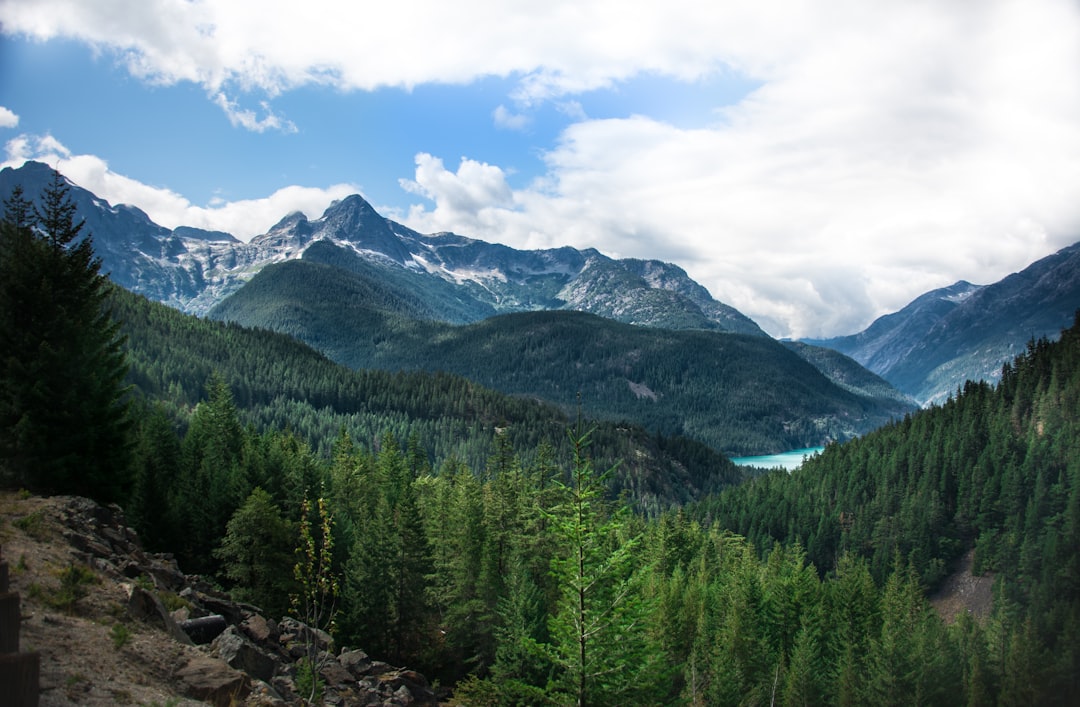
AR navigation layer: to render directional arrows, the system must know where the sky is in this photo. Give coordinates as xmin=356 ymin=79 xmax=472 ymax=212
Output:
xmin=2 ymin=0 xmax=1080 ymax=339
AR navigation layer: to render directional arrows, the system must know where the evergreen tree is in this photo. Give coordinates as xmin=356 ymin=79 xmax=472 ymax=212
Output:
xmin=0 ymin=173 xmax=131 ymax=499
xmin=214 ymin=486 xmax=296 ymax=618
xmin=177 ymin=373 xmax=248 ymax=571
xmin=128 ymin=402 xmax=182 ymax=550
xmin=546 ymin=428 xmax=665 ymax=706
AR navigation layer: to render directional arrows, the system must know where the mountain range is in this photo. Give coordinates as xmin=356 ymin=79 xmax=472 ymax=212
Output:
xmin=4 ymin=160 xmax=1077 ymax=446
xmin=0 ymin=161 xmax=762 ymax=335
xmin=804 ymin=242 xmax=1080 ymax=405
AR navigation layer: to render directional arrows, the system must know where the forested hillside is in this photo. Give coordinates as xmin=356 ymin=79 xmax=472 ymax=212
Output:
xmin=114 ymin=310 xmax=1080 ymax=705
xmin=5 ymin=176 xmax=1078 ymax=704
xmin=111 ymin=286 xmax=743 ymax=512
xmin=687 ymin=314 xmax=1080 ymax=701
xmin=117 ymin=286 xmax=1080 ymax=704
xmin=210 ymin=258 xmax=914 ymax=455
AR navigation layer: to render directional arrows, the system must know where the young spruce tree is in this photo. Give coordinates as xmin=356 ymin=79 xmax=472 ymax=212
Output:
xmin=546 ymin=427 xmax=666 ymax=706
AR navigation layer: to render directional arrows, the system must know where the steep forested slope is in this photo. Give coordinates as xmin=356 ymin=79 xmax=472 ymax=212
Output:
xmin=692 ymin=312 xmax=1080 ymax=696
xmin=112 ymin=285 xmax=743 ymax=511
xmin=210 ymin=259 xmax=914 ymax=454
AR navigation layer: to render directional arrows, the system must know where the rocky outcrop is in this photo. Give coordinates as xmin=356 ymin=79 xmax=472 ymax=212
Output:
xmin=54 ymin=496 xmax=439 ymax=706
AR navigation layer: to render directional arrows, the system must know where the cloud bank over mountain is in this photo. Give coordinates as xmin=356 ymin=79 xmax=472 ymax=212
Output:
xmin=3 ymin=0 xmax=1080 ymax=337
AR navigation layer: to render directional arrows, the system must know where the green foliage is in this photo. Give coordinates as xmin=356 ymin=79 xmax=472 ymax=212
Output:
xmin=174 ymin=374 xmax=248 ymax=574
xmin=109 ymin=622 xmax=132 ymax=650
xmin=9 ymin=173 xmax=1077 ymax=702
xmin=691 ymin=313 xmax=1080 ymax=701
xmin=0 ymin=176 xmax=131 ymax=500
xmin=543 ymin=428 xmax=667 ymax=706
xmin=294 ymin=658 xmax=324 ymax=704
xmin=292 ymin=495 xmax=339 ymax=705
xmin=126 ymin=402 xmax=182 ymax=551
xmin=13 ymin=509 xmax=49 ymax=540
xmin=211 ymin=261 xmax=912 ymax=455
xmin=214 ymin=487 xmax=296 ymax=619
xmin=51 ymin=563 xmax=99 ymax=612
xmin=112 ymin=283 xmax=740 ymax=512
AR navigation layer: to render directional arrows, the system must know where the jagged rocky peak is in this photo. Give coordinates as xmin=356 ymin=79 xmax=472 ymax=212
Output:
xmin=266 ymin=210 xmax=310 ymax=233
xmin=1 ymin=161 xmax=770 ymax=334
xmin=311 ymin=194 xmax=413 ymax=263
xmin=318 ymin=194 xmax=391 ymax=238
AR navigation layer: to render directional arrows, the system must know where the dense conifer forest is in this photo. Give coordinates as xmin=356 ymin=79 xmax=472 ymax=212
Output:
xmin=121 ymin=315 xmax=1080 ymax=704
xmin=3 ymin=177 xmax=1079 ymax=704
xmin=111 ymin=285 xmax=746 ymax=513
xmin=209 ymin=257 xmax=914 ymax=455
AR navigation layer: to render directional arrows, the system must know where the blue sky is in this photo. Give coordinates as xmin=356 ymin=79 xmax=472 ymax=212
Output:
xmin=2 ymin=0 xmax=1080 ymax=338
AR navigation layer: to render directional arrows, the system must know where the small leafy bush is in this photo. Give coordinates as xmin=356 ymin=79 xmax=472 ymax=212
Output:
xmin=51 ymin=563 xmax=98 ymax=611
xmin=13 ymin=510 xmax=49 ymax=539
xmin=110 ymin=622 xmax=132 ymax=649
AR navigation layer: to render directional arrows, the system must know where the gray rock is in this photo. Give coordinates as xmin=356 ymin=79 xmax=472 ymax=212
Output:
xmin=319 ymin=657 xmax=353 ymax=687
xmin=279 ymin=617 xmax=333 ymax=653
xmin=179 ymin=614 xmax=227 ymax=644
xmin=126 ymin=585 xmax=193 ymax=645
xmin=240 ymin=613 xmax=278 ymax=645
xmin=173 ymin=653 xmax=252 ymax=707
xmin=338 ymin=649 xmax=373 ymax=678
xmin=212 ymin=626 xmax=278 ymax=683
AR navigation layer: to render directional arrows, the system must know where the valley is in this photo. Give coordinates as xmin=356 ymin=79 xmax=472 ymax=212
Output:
xmin=3 ymin=163 xmax=1080 ymax=704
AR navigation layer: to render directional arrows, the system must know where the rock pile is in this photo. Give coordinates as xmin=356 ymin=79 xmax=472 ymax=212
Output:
xmin=56 ymin=496 xmax=439 ymax=706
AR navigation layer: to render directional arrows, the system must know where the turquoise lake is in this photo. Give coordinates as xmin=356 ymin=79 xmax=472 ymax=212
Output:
xmin=730 ymin=447 xmax=824 ymax=470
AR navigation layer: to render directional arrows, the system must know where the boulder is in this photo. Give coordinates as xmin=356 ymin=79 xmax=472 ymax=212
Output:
xmin=240 ymin=613 xmax=279 ymax=645
xmin=179 ymin=614 xmax=227 ymax=644
xmin=211 ymin=626 xmax=278 ymax=683
xmin=338 ymin=649 xmax=373 ymax=678
xmin=174 ymin=653 xmax=252 ymax=707
xmin=279 ymin=617 xmax=333 ymax=652
xmin=126 ymin=584 xmax=193 ymax=645
xmin=318 ymin=657 xmax=354 ymax=688
xmin=195 ymin=591 xmax=246 ymax=625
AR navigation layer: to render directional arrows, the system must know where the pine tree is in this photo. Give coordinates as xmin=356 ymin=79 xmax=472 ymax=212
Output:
xmin=214 ymin=487 xmax=296 ymax=618
xmin=546 ymin=428 xmax=665 ymax=706
xmin=177 ymin=373 xmax=248 ymax=571
xmin=128 ymin=402 xmax=182 ymax=550
xmin=0 ymin=172 xmax=131 ymax=499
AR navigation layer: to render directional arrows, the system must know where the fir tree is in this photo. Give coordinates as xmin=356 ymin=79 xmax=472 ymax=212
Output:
xmin=215 ymin=487 xmax=296 ymax=618
xmin=546 ymin=428 xmax=666 ymax=706
xmin=0 ymin=172 xmax=131 ymax=499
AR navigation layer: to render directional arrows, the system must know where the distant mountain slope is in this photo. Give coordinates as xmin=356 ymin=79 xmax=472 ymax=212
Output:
xmin=0 ymin=161 xmax=764 ymax=335
xmin=805 ymin=242 xmax=1080 ymax=405
xmin=780 ymin=340 xmax=916 ymax=407
xmin=111 ymin=285 xmax=745 ymax=510
xmin=209 ymin=259 xmax=915 ymax=455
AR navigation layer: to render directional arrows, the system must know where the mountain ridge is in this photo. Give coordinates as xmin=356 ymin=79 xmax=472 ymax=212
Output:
xmin=0 ymin=161 xmax=764 ymax=335
xmin=208 ymin=257 xmax=915 ymax=455
xmin=805 ymin=242 xmax=1080 ymax=405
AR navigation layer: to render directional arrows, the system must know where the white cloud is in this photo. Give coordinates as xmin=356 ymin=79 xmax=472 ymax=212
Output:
xmin=212 ymin=93 xmax=297 ymax=133
xmin=399 ymin=154 xmax=520 ymax=236
xmin=3 ymin=135 xmax=357 ymax=241
xmin=0 ymin=107 xmax=19 ymax=128
xmin=397 ymin=0 xmax=1080 ymax=337
xmin=0 ymin=0 xmax=756 ymax=97
xmin=493 ymin=105 xmax=530 ymax=131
